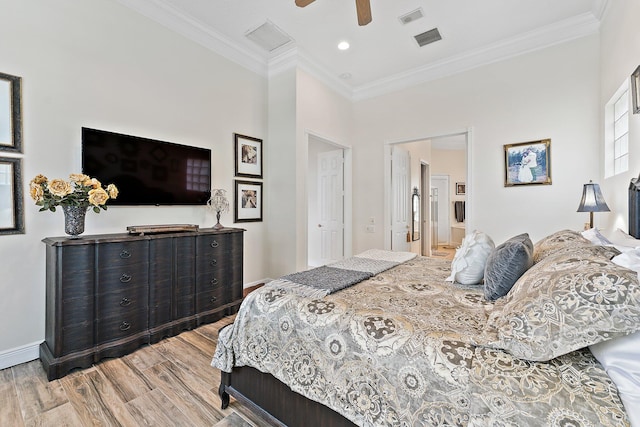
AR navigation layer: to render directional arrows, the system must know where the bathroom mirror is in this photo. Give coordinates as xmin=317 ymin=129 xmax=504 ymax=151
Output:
xmin=412 ymin=187 xmax=420 ymax=241
xmin=0 ymin=157 xmax=24 ymax=235
xmin=0 ymin=72 xmax=22 ymax=153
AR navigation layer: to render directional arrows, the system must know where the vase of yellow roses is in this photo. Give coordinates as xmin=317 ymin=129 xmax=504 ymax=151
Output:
xmin=30 ymin=173 xmax=118 ymax=238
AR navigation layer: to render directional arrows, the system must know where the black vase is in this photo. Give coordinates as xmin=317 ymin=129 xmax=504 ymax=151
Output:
xmin=62 ymin=205 xmax=87 ymax=238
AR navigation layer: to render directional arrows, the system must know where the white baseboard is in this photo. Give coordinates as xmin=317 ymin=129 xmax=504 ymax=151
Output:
xmin=0 ymin=341 xmax=40 ymax=370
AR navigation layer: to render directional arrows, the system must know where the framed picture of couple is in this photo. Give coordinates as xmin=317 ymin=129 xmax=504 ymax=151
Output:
xmin=504 ymin=139 xmax=552 ymax=186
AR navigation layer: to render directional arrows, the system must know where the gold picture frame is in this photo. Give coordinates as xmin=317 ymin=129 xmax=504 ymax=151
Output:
xmin=504 ymin=139 xmax=552 ymax=186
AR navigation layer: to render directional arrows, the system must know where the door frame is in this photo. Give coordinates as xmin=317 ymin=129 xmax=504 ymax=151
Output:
xmin=384 ymin=128 xmax=473 ymax=250
xmin=305 ymin=131 xmax=352 ymax=267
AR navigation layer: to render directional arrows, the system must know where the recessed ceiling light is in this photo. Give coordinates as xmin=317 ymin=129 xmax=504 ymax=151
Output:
xmin=338 ymin=41 xmax=350 ymax=50
xmin=339 ymin=72 xmax=352 ymax=79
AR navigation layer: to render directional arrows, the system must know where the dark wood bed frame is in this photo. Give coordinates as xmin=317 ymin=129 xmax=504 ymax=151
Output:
xmin=219 ymin=366 xmax=356 ymax=426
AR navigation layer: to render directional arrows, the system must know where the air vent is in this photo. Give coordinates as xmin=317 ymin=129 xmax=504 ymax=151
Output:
xmin=399 ymin=8 xmax=424 ymax=25
xmin=245 ymin=21 xmax=293 ymax=52
xmin=414 ymin=28 xmax=442 ymax=47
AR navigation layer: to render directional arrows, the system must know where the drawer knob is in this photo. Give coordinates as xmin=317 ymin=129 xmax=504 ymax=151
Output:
xmin=210 ymin=259 xmax=217 ymax=266
xmin=210 ymin=278 xmax=219 ymax=286
xmin=210 ymin=296 xmax=217 ymax=303
xmin=120 ymin=297 xmax=131 ymax=307
xmin=120 ymin=249 xmax=131 ymax=259
xmin=210 ymin=240 xmax=219 ymax=248
xmin=120 ymin=273 xmax=132 ymax=283
xmin=120 ymin=321 xmax=131 ymax=331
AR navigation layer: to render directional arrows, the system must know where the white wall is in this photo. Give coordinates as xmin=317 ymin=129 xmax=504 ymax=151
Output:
xmin=599 ymin=0 xmax=640 ymax=233
xmin=352 ymin=35 xmax=601 ymax=249
xmin=0 ymin=0 xmax=267 ymax=366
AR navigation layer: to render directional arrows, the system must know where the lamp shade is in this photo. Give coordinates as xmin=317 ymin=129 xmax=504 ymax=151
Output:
xmin=577 ymin=181 xmax=610 ymax=213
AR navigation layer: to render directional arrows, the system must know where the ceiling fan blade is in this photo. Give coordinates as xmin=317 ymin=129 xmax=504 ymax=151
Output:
xmin=295 ymin=0 xmax=315 ymax=7
xmin=355 ymin=0 xmax=372 ymax=25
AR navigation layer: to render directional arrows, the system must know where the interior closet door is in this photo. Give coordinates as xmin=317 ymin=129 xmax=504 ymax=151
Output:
xmin=391 ymin=147 xmax=411 ymax=251
xmin=318 ymin=149 xmax=344 ymax=264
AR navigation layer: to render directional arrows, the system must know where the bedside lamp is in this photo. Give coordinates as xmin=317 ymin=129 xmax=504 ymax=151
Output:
xmin=207 ymin=189 xmax=230 ymax=230
xmin=577 ymin=180 xmax=610 ymax=229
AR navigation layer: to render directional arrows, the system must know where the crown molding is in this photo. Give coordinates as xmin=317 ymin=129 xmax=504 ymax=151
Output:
xmin=114 ymin=0 xmax=268 ymax=76
xmin=116 ymin=1 xmax=601 ymax=103
xmin=351 ymin=12 xmax=601 ymax=101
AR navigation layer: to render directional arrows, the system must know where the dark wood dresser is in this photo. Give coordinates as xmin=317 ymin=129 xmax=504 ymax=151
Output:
xmin=40 ymin=227 xmax=244 ymax=380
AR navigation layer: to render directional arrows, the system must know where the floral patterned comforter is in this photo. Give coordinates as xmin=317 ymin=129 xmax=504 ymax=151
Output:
xmin=212 ymin=256 xmax=628 ymax=427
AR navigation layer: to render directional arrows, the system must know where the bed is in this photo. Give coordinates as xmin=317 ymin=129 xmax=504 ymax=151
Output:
xmin=212 ymin=230 xmax=640 ymax=427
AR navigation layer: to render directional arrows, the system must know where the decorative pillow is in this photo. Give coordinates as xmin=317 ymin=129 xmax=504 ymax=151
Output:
xmin=589 ymin=331 xmax=640 ymax=427
xmin=445 ymin=230 xmax=494 ymax=285
xmin=483 ymin=233 xmax=534 ymax=301
xmin=482 ymin=249 xmax=640 ymax=361
xmin=581 ymin=227 xmax=612 ymax=246
xmin=532 ymin=229 xmax=591 ymax=263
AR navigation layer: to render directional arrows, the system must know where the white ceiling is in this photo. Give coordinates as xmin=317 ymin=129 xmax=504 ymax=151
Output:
xmin=116 ymin=0 xmax=606 ymax=100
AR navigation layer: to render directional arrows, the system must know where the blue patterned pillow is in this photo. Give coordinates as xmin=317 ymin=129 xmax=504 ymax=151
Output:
xmin=483 ymin=233 xmax=533 ymax=301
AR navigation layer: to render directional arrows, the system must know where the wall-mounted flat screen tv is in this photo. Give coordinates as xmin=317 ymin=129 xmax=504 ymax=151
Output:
xmin=82 ymin=127 xmax=211 ymax=206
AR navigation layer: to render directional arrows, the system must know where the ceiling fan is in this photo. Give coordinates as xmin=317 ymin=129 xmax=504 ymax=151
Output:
xmin=295 ymin=0 xmax=372 ymax=26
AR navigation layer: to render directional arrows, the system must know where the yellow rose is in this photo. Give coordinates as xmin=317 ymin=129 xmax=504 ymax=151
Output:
xmin=106 ymin=184 xmax=118 ymax=199
xmin=30 ymin=183 xmax=44 ymax=202
xmin=87 ymin=178 xmax=101 ymax=189
xmin=31 ymin=174 xmax=47 ymax=185
xmin=69 ymin=173 xmax=90 ymax=184
xmin=48 ymin=179 xmax=73 ymax=197
xmin=88 ymin=187 xmax=109 ymax=206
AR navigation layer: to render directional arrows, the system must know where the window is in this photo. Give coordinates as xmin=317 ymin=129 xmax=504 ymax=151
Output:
xmin=605 ymin=81 xmax=630 ymax=177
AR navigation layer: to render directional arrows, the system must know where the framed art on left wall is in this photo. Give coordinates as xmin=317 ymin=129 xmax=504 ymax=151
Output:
xmin=234 ymin=133 xmax=263 ymax=179
xmin=0 ymin=72 xmax=22 ymax=153
xmin=234 ymin=180 xmax=263 ymax=222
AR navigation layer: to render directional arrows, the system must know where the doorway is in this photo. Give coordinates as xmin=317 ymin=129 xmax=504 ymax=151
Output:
xmin=307 ymin=134 xmax=351 ymax=267
xmin=384 ymin=129 xmax=471 ymax=251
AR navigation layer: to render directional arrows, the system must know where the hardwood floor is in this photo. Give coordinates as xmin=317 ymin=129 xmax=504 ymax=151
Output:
xmin=0 ymin=315 xmax=268 ymax=427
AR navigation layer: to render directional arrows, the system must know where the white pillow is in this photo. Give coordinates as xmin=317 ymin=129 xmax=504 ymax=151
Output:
xmin=446 ymin=230 xmax=494 ymax=285
xmin=581 ymin=227 xmax=612 ymax=245
xmin=590 ymin=332 xmax=640 ymax=427
xmin=605 ymin=228 xmax=640 ymax=249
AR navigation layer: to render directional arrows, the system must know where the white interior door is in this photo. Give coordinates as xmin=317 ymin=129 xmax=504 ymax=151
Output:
xmin=431 ymin=175 xmax=450 ymax=245
xmin=318 ymin=150 xmax=344 ymax=264
xmin=391 ymin=147 xmax=411 ymax=251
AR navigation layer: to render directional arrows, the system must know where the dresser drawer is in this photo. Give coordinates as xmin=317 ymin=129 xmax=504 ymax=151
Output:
xmin=97 ymin=263 xmax=149 ymax=291
xmin=195 ymin=288 xmax=226 ymax=312
xmin=97 ymin=285 xmax=148 ymax=316
xmin=97 ymin=240 xmax=148 ymax=268
xmin=97 ymin=309 xmax=147 ymax=342
xmin=196 ymin=233 xmax=241 ymax=257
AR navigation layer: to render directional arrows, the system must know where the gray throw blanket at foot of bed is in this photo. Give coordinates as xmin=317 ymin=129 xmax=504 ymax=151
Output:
xmin=266 ymin=249 xmax=417 ymax=298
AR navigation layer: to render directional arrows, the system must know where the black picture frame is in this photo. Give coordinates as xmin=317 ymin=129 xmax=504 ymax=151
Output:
xmin=0 ymin=72 xmax=23 ymax=154
xmin=234 ymin=133 xmax=263 ymax=179
xmin=0 ymin=156 xmax=25 ymax=235
xmin=234 ymin=180 xmax=263 ymax=223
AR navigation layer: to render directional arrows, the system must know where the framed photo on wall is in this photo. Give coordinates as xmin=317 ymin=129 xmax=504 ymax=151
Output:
xmin=504 ymin=139 xmax=552 ymax=186
xmin=632 ymin=64 xmax=640 ymax=114
xmin=0 ymin=72 xmax=22 ymax=153
xmin=455 ymin=182 xmax=466 ymax=195
xmin=234 ymin=180 xmax=263 ymax=222
xmin=234 ymin=133 xmax=263 ymax=178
